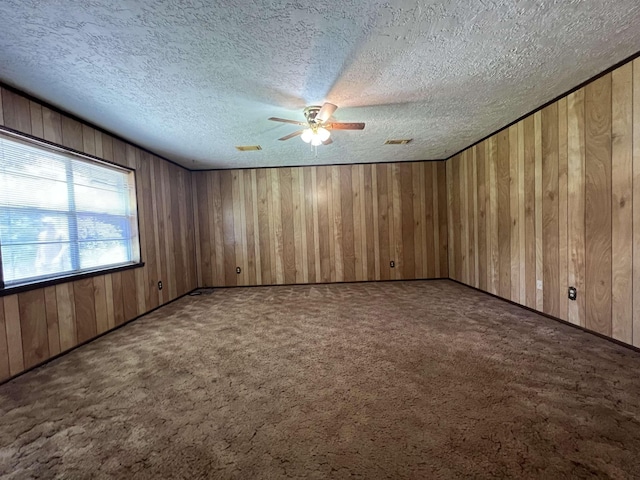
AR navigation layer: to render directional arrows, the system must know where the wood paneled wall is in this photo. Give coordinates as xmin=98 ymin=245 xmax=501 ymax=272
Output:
xmin=192 ymin=162 xmax=448 ymax=286
xmin=446 ymin=58 xmax=640 ymax=347
xmin=0 ymin=87 xmax=198 ymax=382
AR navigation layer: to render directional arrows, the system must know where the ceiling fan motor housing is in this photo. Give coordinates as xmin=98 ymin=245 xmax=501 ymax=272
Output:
xmin=304 ymin=106 xmax=322 ymax=124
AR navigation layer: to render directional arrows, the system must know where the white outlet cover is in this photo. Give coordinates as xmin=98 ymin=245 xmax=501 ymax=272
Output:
xmin=536 ymin=280 xmax=543 ymax=290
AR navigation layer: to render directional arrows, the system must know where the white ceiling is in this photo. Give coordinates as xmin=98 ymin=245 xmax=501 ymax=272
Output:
xmin=0 ymin=1 xmax=638 ymax=170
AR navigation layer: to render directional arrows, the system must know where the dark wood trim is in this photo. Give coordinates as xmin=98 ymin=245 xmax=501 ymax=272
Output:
xmin=0 ymin=81 xmax=189 ymax=172
xmin=191 ymin=157 xmax=447 ymax=173
xmin=446 ymin=49 xmax=640 ymax=161
xmin=0 ymin=286 xmax=195 ymax=387
xmin=0 ymin=262 xmax=145 ymax=297
xmin=197 ymin=277 xmax=449 ymax=289
xmin=448 ymin=278 xmax=640 ymax=355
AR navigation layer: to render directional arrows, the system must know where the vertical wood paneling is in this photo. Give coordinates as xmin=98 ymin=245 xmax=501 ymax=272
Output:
xmin=488 ymin=138 xmax=499 ymax=295
xmin=633 ymin=59 xmax=640 ymax=347
xmin=476 ymin=145 xmax=487 ymax=290
xmin=558 ymin=98 xmax=569 ymax=321
xmin=280 ymin=168 xmax=296 ymax=284
xmin=437 ymin=162 xmax=449 ymax=277
xmin=611 ymin=64 xmax=633 ymax=343
xmin=446 ymin=57 xmax=640 ymax=347
xmin=55 ymin=283 xmax=76 ymax=351
xmin=585 ymin=74 xmax=612 ymax=336
xmin=400 ymin=163 xmax=415 ymax=279
xmin=43 ymin=286 xmax=60 ymax=356
xmin=340 ymin=167 xmax=355 ymax=282
xmin=18 ymin=290 xmax=48 ymax=369
xmin=497 ymin=130 xmax=511 ymax=299
xmin=568 ymin=90 xmax=586 ymax=327
xmin=524 ymin=117 xmax=537 ymax=309
xmin=534 ymin=112 xmax=544 ymax=311
xmin=194 ymin=161 xmax=448 ymax=286
xmin=4 ymin=295 xmax=23 ymax=375
xmin=509 ymin=126 xmax=519 ymax=300
xmin=73 ymin=278 xmax=97 ymax=344
xmin=0 ymin=299 xmax=9 ymax=381
xmin=542 ymin=103 xmax=560 ymax=317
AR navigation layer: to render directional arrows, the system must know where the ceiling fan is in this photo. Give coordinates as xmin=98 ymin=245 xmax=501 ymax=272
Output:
xmin=268 ymin=103 xmax=365 ymax=146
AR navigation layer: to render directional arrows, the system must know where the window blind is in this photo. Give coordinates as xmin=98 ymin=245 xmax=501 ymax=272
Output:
xmin=0 ymin=131 xmax=140 ymax=289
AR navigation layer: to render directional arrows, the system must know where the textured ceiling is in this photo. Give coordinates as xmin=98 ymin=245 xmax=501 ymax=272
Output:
xmin=0 ymin=1 xmax=639 ymax=169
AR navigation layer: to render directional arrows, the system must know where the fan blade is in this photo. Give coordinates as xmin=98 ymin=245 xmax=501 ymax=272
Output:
xmin=322 ymin=137 xmax=333 ymax=145
xmin=326 ymin=122 xmax=365 ymax=130
xmin=316 ymin=103 xmax=338 ymax=123
xmin=268 ymin=117 xmax=306 ymax=126
xmin=278 ymin=130 xmax=304 ymax=141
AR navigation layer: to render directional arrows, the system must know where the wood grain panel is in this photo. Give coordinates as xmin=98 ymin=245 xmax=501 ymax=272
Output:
xmin=3 ymin=295 xmax=23 ymax=375
xmin=55 ymin=283 xmax=76 ymax=351
xmin=437 ymin=162 xmax=449 ymax=277
xmin=611 ymin=63 xmax=633 ymax=343
xmin=18 ymin=290 xmax=48 ymax=369
xmin=497 ymin=130 xmax=511 ymax=299
xmin=509 ymin=126 xmax=519 ymax=300
xmin=43 ymin=286 xmax=60 ymax=356
xmin=542 ymin=103 xmax=560 ymax=317
xmin=585 ymin=74 xmax=612 ymax=336
xmin=0 ymin=299 xmax=9 ymax=381
xmin=634 ymin=59 xmax=640 ymax=347
xmin=400 ymin=163 xmax=415 ymax=279
xmin=476 ymin=145 xmax=487 ymax=290
xmin=2 ymin=89 xmax=32 ymax=134
xmin=341 ymin=166 xmax=356 ymax=282
xmin=567 ymin=90 xmax=586 ymax=327
xmin=280 ymin=168 xmax=296 ymax=284
xmin=523 ymin=117 xmax=537 ymax=309
xmin=558 ymin=98 xmax=569 ymax=321
xmin=73 ymin=278 xmax=97 ymax=344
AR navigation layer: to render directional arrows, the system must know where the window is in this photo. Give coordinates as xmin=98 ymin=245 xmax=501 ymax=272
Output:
xmin=0 ymin=129 xmax=141 ymax=291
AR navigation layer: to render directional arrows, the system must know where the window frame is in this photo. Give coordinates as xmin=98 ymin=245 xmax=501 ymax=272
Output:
xmin=0 ymin=126 xmax=144 ymax=296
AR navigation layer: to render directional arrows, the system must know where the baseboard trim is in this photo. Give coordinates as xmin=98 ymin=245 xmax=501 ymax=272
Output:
xmin=0 ymin=288 xmax=199 ymax=387
xmin=447 ymin=278 xmax=640 ymax=355
xmin=198 ymin=277 xmax=450 ymax=290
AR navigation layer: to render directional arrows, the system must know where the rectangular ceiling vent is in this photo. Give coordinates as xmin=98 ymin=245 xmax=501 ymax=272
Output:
xmin=384 ymin=139 xmax=412 ymax=145
xmin=235 ymin=145 xmax=262 ymax=151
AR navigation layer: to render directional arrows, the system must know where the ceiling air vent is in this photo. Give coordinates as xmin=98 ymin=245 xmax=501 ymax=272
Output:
xmin=384 ymin=139 xmax=412 ymax=145
xmin=235 ymin=145 xmax=262 ymax=151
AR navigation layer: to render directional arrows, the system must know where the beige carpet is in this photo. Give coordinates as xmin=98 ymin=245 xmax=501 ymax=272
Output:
xmin=2 ymin=280 xmax=640 ymax=479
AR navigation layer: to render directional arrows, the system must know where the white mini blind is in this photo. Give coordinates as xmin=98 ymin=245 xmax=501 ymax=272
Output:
xmin=0 ymin=131 xmax=140 ymax=288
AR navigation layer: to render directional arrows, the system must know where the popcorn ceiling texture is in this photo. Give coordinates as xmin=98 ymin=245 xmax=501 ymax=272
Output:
xmin=0 ymin=0 xmax=638 ymax=169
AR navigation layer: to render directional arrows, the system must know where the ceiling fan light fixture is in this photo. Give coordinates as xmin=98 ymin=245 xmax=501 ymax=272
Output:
xmin=301 ymin=128 xmax=313 ymax=143
xmin=311 ymin=136 xmax=323 ymax=146
xmin=317 ymin=127 xmax=330 ymax=142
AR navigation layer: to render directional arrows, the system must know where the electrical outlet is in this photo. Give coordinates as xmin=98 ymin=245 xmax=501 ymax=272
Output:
xmin=158 ymin=280 xmax=163 ymax=290
xmin=536 ymin=280 xmax=543 ymax=290
xmin=568 ymin=286 xmax=577 ymax=301
xmin=236 ymin=267 xmax=241 ymax=274
xmin=390 ymin=260 xmax=395 ymax=268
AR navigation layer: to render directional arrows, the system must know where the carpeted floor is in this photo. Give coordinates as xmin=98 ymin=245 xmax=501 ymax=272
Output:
xmin=2 ymin=280 xmax=640 ymax=479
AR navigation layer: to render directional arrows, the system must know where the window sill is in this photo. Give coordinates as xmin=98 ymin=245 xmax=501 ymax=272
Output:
xmin=0 ymin=262 xmax=145 ymax=297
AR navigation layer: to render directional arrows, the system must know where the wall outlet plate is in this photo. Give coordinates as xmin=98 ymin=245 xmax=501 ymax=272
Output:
xmin=158 ymin=280 xmax=163 ymax=290
xmin=568 ymin=286 xmax=577 ymax=301
xmin=236 ymin=267 xmax=241 ymax=274
xmin=536 ymin=280 xmax=543 ymax=290
xmin=390 ymin=260 xmax=395 ymax=268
